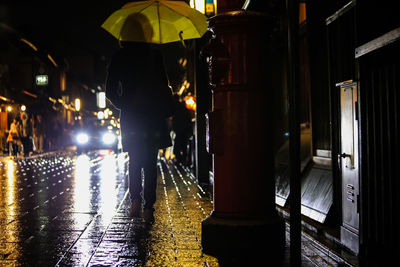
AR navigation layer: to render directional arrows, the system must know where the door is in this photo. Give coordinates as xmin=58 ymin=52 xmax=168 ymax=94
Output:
xmin=338 ymin=81 xmax=359 ymax=254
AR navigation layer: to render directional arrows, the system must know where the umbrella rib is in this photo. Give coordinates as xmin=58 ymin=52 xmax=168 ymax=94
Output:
xmin=132 ymin=3 xmax=154 ymax=15
xmin=157 ymin=2 xmax=162 ymax=44
xmin=161 ymin=3 xmax=205 ymax=38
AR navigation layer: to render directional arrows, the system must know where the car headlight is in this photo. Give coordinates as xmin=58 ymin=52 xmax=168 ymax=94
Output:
xmin=102 ymin=132 xmax=116 ymax=145
xmin=76 ymin=133 xmax=89 ymax=144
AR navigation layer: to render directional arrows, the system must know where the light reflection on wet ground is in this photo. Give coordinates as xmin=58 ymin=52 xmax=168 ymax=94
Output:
xmin=0 ymin=151 xmax=218 ymax=266
xmin=0 ymin=150 xmax=351 ymax=266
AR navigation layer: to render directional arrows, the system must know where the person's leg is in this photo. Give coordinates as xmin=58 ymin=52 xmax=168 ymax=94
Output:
xmin=39 ymin=135 xmax=43 ymax=153
xmin=125 ymin=136 xmax=144 ymax=217
xmin=21 ymin=137 xmax=27 ymax=156
xmin=142 ymin=145 xmax=158 ymax=223
xmin=142 ymin=146 xmax=159 ymax=210
xmin=33 ymin=135 xmax=38 ymax=152
xmin=9 ymin=142 xmax=12 ymax=156
xmin=128 ymin=139 xmax=144 ymax=203
xmin=129 ymin=154 xmax=143 ymax=201
xmin=14 ymin=142 xmax=18 ymax=156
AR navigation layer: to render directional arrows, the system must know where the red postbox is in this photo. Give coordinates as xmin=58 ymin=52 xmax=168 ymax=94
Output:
xmin=202 ymin=10 xmax=285 ymax=264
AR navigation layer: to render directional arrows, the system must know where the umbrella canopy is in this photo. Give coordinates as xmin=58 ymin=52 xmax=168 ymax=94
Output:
xmin=101 ymin=0 xmax=208 ymax=44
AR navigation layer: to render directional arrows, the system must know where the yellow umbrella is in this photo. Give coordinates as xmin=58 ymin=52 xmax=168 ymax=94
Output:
xmin=101 ymin=0 xmax=208 ymax=44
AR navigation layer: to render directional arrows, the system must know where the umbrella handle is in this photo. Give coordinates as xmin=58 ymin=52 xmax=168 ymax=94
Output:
xmin=160 ymin=51 xmax=172 ymax=90
xmin=179 ymin=31 xmax=186 ymax=48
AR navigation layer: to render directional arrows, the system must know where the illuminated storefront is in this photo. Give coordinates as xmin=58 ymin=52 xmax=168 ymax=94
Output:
xmin=190 ymin=0 xmax=217 ymax=17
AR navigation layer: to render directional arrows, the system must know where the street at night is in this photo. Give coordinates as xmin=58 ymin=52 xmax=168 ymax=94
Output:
xmin=1 ymin=0 xmax=399 ymax=266
xmin=0 ymin=150 xmax=354 ymax=266
xmin=0 ymin=150 xmax=219 ymax=266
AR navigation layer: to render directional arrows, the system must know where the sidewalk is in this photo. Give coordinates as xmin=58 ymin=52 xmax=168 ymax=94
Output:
xmin=79 ymin=157 xmax=355 ymax=266
xmin=84 ymin=158 xmax=219 ymax=266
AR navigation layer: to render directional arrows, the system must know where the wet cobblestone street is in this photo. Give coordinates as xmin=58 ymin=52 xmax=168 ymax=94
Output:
xmin=0 ymin=151 xmax=218 ymax=266
xmin=0 ymin=151 xmax=354 ymax=266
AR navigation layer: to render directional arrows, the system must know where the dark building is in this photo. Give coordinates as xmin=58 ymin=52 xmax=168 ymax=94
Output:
xmin=270 ymin=0 xmax=400 ymax=265
xmin=203 ymin=0 xmax=399 ymax=265
xmin=0 ymin=21 xmax=108 ymax=153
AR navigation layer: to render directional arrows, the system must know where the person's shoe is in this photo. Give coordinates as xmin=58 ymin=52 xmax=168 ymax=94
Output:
xmin=129 ymin=199 xmax=142 ymax=217
xmin=143 ymin=208 xmax=155 ymax=224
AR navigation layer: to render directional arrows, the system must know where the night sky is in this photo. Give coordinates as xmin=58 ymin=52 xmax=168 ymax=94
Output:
xmin=1 ymin=0 xmax=129 ymax=59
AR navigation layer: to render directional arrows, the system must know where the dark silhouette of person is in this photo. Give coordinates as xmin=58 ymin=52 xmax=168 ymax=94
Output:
xmin=19 ymin=112 xmax=32 ymax=156
xmin=172 ymin=95 xmax=192 ymax=165
xmin=106 ymin=15 xmax=174 ymax=223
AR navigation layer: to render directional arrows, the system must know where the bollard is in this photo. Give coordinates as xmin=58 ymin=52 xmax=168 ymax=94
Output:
xmin=201 ymin=10 xmax=285 ymax=265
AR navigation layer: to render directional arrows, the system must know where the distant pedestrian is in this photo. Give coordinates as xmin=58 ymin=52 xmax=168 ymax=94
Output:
xmin=47 ymin=117 xmax=62 ymax=151
xmin=30 ymin=116 xmax=36 ymax=153
xmin=19 ymin=112 xmax=32 ymax=156
xmin=7 ymin=118 xmax=20 ymax=156
xmin=106 ymin=41 xmax=174 ymax=223
xmin=172 ymin=95 xmax=192 ymax=165
xmin=34 ymin=114 xmax=45 ymax=153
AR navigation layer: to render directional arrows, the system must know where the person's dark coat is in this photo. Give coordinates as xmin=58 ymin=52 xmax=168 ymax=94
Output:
xmin=106 ymin=44 xmax=174 ymax=149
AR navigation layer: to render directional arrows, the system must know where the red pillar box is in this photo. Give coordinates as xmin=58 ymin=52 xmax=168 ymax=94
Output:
xmin=202 ymin=10 xmax=285 ymax=264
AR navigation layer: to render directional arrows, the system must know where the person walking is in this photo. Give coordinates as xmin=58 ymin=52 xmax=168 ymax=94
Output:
xmin=172 ymin=95 xmax=193 ymax=165
xmin=19 ymin=111 xmax=32 ymax=156
xmin=7 ymin=118 xmax=20 ymax=156
xmin=47 ymin=117 xmax=62 ymax=151
xmin=106 ymin=42 xmax=174 ymax=223
xmin=34 ymin=114 xmax=45 ymax=153
xmin=30 ymin=116 xmax=36 ymax=153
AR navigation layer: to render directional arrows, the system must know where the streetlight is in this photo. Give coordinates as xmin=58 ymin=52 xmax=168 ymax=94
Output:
xmin=97 ymin=92 xmax=106 ymax=109
xmin=75 ymin=98 xmax=81 ymax=112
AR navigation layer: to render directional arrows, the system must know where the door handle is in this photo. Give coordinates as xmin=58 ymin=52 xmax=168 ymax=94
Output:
xmin=340 ymin=153 xmax=351 ymax=158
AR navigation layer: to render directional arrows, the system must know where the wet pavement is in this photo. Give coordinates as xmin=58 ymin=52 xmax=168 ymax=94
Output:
xmin=0 ymin=150 xmax=354 ymax=266
xmin=0 ymin=151 xmax=217 ymax=266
